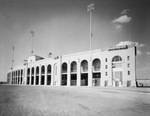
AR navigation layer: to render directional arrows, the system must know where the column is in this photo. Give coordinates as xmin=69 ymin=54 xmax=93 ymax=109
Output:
xmin=39 ymin=65 xmax=41 ymax=85
xmin=29 ymin=67 xmax=32 ymax=85
xmin=77 ymin=59 xmax=81 ymax=86
xmin=88 ymin=58 xmax=92 ymax=87
xmin=20 ymin=70 xmax=22 ymax=85
xmin=34 ymin=66 xmax=36 ymax=85
xmin=51 ymin=64 xmax=54 ymax=86
xmin=45 ymin=64 xmax=47 ymax=86
xmin=67 ymin=61 xmax=71 ymax=86
xmin=16 ymin=71 xmax=18 ymax=84
xmin=24 ymin=68 xmax=27 ymax=85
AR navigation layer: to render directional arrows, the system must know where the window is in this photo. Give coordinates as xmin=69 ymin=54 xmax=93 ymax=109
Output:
xmin=127 ymin=56 xmax=130 ymax=60
xmin=105 ymin=72 xmax=107 ymax=76
xmin=128 ymin=71 xmax=130 ymax=75
xmin=105 ymin=65 xmax=107 ymax=69
xmin=105 ymin=81 xmax=108 ymax=86
xmin=105 ymin=58 xmax=107 ymax=62
xmin=127 ymin=63 xmax=130 ymax=68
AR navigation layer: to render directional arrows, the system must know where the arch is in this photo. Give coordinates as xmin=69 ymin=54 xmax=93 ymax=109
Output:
xmin=18 ymin=70 xmax=20 ymax=76
xmin=61 ymin=62 xmax=67 ymax=86
xmin=31 ymin=67 xmax=34 ymax=75
xmin=27 ymin=68 xmax=30 ymax=85
xmin=41 ymin=65 xmax=45 ymax=85
xmin=27 ymin=68 xmax=30 ymax=75
xmin=70 ymin=61 xmax=77 ymax=86
xmin=36 ymin=66 xmax=39 ymax=74
xmin=81 ymin=60 xmax=88 ymax=72
xmin=47 ymin=64 xmax=51 ymax=85
xmin=92 ymin=58 xmax=101 ymax=86
xmin=36 ymin=66 xmax=39 ymax=85
xmin=81 ymin=60 xmax=88 ymax=86
xmin=18 ymin=70 xmax=20 ymax=84
xmin=112 ymin=55 xmax=123 ymax=87
xmin=112 ymin=56 xmax=123 ymax=68
xmin=16 ymin=70 xmax=17 ymax=76
xmin=41 ymin=65 xmax=45 ymax=74
xmin=47 ymin=64 xmax=51 ymax=74
xmin=92 ymin=58 xmax=101 ymax=71
xmin=62 ymin=62 xmax=67 ymax=73
xmin=71 ymin=61 xmax=77 ymax=72
xmin=112 ymin=56 xmax=122 ymax=62
xmin=21 ymin=69 xmax=23 ymax=76
xmin=31 ymin=67 xmax=34 ymax=85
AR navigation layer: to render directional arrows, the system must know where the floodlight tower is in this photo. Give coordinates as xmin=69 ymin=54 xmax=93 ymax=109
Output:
xmin=11 ymin=46 xmax=14 ymax=84
xmin=30 ymin=31 xmax=34 ymax=56
xmin=87 ymin=3 xmax=95 ymax=52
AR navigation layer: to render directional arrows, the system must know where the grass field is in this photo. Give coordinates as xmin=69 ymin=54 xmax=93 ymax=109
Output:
xmin=0 ymin=85 xmax=150 ymax=116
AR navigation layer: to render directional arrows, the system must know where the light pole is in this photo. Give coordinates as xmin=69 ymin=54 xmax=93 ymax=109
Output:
xmin=11 ymin=46 xmax=14 ymax=84
xmin=23 ymin=60 xmax=28 ymax=85
xmin=87 ymin=3 xmax=95 ymax=52
xmin=30 ymin=31 xmax=34 ymax=56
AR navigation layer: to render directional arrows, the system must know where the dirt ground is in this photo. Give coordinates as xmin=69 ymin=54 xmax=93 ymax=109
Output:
xmin=0 ymin=85 xmax=150 ymax=116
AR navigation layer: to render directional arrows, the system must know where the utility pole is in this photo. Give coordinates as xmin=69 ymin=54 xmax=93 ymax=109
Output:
xmin=87 ymin=3 xmax=95 ymax=52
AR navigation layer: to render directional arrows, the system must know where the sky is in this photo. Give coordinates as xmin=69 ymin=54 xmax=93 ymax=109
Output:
xmin=0 ymin=0 xmax=150 ymax=81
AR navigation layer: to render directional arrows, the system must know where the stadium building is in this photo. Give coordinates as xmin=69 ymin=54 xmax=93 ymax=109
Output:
xmin=7 ymin=44 xmax=137 ymax=87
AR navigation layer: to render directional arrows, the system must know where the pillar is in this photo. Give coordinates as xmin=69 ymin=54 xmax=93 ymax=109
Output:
xmin=51 ymin=64 xmax=54 ymax=86
xmin=39 ymin=65 xmax=41 ymax=85
xmin=77 ymin=59 xmax=81 ymax=86
xmin=34 ymin=66 xmax=36 ymax=85
xmin=67 ymin=61 xmax=71 ymax=86
xmin=45 ymin=64 xmax=47 ymax=86
xmin=29 ymin=67 xmax=32 ymax=85
xmin=88 ymin=58 xmax=92 ymax=87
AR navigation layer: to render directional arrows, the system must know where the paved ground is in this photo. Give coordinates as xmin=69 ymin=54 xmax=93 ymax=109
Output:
xmin=0 ymin=85 xmax=150 ymax=116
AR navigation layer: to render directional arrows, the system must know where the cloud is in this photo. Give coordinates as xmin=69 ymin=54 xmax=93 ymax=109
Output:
xmin=133 ymin=42 xmax=145 ymax=48
xmin=115 ymin=41 xmax=134 ymax=46
xmin=115 ymin=41 xmax=145 ymax=56
xmin=137 ymin=50 xmax=142 ymax=55
xmin=111 ymin=9 xmax=131 ymax=31
xmin=146 ymin=52 xmax=150 ymax=55
xmin=120 ymin=9 xmax=130 ymax=15
xmin=115 ymin=24 xmax=122 ymax=31
xmin=116 ymin=41 xmax=145 ymax=48
xmin=111 ymin=15 xmax=132 ymax=24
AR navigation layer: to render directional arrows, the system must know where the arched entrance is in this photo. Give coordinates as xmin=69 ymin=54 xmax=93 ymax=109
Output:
xmin=81 ymin=60 xmax=88 ymax=86
xmin=71 ymin=61 xmax=77 ymax=86
xmin=31 ymin=67 xmax=34 ymax=85
xmin=27 ymin=68 xmax=30 ymax=85
xmin=16 ymin=70 xmax=17 ymax=84
xmin=61 ymin=62 xmax=67 ymax=86
xmin=21 ymin=69 xmax=23 ymax=84
xmin=41 ymin=65 xmax=45 ymax=85
xmin=47 ymin=64 xmax=51 ymax=85
xmin=112 ymin=56 xmax=123 ymax=87
xmin=92 ymin=58 xmax=101 ymax=86
xmin=36 ymin=66 xmax=39 ymax=85
xmin=18 ymin=70 xmax=20 ymax=84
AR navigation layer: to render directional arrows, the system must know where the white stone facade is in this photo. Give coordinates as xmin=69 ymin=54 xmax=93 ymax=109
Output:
xmin=7 ymin=45 xmax=137 ymax=87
